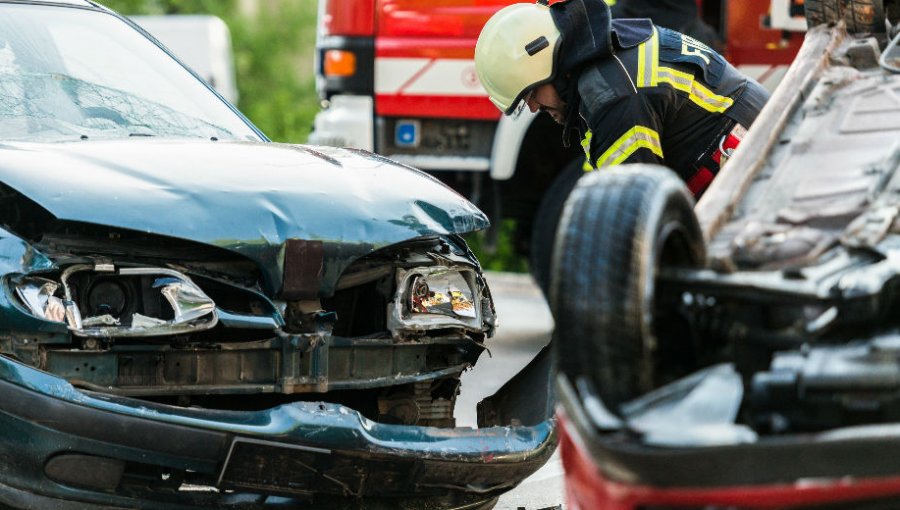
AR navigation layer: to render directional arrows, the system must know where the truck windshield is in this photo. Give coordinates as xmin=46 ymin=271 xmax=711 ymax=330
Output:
xmin=0 ymin=4 xmax=261 ymax=143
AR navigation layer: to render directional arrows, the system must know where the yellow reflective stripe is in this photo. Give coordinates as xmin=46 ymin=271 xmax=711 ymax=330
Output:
xmin=581 ymin=130 xmax=594 ymax=170
xmin=637 ymin=38 xmax=647 ymax=87
xmin=650 ymin=28 xmax=659 ymax=86
xmin=657 ymin=66 xmax=734 ymax=113
xmin=603 ymin=0 xmax=616 ymax=5
xmin=659 ymin=66 xmax=693 ymax=88
xmin=595 ymin=126 xmax=663 ymax=168
xmin=636 ymin=28 xmax=659 ymax=88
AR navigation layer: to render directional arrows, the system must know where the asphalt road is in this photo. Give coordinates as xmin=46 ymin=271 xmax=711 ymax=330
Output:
xmin=455 ymin=272 xmax=565 ymax=510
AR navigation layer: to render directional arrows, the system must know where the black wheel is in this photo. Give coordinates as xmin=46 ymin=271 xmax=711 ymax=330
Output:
xmin=805 ymin=0 xmax=886 ymax=33
xmin=530 ymin=157 xmax=584 ymax=295
xmin=549 ymin=164 xmax=706 ymax=411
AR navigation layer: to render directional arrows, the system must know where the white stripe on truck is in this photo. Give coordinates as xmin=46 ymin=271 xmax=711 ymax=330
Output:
xmin=375 ymin=57 xmax=487 ymax=96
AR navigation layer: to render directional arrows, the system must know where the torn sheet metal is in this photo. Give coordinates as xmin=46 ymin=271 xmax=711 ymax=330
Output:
xmin=730 ymin=221 xmax=837 ymax=269
xmin=15 ymin=265 xmax=218 ymax=338
xmin=479 ymin=344 xmax=556 ymax=428
xmin=15 ymin=278 xmax=65 ymax=323
xmin=81 ymin=314 xmax=120 ymax=327
xmin=621 ymin=364 xmax=758 ymax=447
xmin=155 ymin=277 xmax=217 ymax=323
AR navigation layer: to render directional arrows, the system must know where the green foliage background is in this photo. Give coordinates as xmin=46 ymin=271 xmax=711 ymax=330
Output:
xmin=101 ymin=0 xmax=319 ymax=143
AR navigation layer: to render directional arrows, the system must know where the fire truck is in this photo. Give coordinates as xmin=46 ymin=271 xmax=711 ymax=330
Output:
xmin=309 ymin=0 xmax=805 ymax=282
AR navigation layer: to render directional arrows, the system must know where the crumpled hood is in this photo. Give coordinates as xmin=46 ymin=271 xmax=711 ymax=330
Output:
xmin=0 ymin=139 xmax=489 ymax=296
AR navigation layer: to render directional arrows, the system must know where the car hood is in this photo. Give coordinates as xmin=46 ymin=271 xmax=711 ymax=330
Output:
xmin=0 ymin=139 xmax=489 ymax=296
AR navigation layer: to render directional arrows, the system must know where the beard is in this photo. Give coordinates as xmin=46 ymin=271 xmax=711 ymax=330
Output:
xmin=541 ymin=105 xmax=567 ymax=125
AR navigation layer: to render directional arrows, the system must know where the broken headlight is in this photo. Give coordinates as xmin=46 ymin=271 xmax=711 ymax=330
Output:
xmin=12 ymin=264 xmax=217 ymax=337
xmin=388 ymin=266 xmax=488 ymax=334
xmin=407 ymin=271 xmax=477 ymax=319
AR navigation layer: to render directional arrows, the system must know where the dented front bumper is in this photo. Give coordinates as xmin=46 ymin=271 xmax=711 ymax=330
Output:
xmin=0 ymin=356 xmax=555 ymax=510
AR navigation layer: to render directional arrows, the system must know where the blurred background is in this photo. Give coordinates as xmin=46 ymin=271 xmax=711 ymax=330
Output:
xmin=104 ymin=1 xmax=320 ymax=144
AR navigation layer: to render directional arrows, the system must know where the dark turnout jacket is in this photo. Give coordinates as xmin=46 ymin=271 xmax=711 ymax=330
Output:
xmin=609 ymin=0 xmax=723 ymax=51
xmin=549 ymin=0 xmax=769 ymax=183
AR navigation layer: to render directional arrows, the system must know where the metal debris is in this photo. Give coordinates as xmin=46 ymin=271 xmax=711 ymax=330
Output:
xmin=621 ymin=364 xmax=758 ymax=447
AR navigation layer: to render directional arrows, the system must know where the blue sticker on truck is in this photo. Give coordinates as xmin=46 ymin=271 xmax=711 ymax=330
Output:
xmin=395 ymin=120 xmax=419 ymax=148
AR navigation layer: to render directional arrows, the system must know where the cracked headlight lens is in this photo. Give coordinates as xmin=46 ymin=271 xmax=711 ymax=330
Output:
xmin=12 ymin=265 xmax=218 ymax=337
xmin=388 ymin=265 xmax=493 ymax=335
xmin=407 ymin=270 xmax=477 ymax=319
xmin=14 ymin=277 xmax=66 ymax=323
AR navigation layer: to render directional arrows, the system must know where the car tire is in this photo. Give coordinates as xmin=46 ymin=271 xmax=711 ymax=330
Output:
xmin=530 ymin=157 xmax=585 ymax=295
xmin=805 ymin=0 xmax=886 ymax=33
xmin=549 ymin=164 xmax=706 ymax=411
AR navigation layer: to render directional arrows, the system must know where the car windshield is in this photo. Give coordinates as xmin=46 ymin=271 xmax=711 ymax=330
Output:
xmin=0 ymin=4 xmax=261 ymax=142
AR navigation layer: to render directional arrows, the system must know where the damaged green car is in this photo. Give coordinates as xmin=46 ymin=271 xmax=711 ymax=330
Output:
xmin=0 ymin=2 xmax=555 ymax=509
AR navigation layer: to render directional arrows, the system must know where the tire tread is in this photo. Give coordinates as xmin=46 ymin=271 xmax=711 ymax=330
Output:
xmin=551 ymin=165 xmax=704 ymax=409
xmin=805 ymin=0 xmax=885 ymax=33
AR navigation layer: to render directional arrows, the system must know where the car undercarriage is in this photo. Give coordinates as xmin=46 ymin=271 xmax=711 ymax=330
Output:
xmin=553 ymin=2 xmax=900 ymax=507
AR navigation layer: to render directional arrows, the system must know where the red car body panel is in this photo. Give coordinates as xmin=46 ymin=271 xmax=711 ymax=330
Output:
xmin=560 ymin=412 xmax=900 ymax=510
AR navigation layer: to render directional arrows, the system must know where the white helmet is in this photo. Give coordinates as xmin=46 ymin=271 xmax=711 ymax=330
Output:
xmin=475 ymin=2 xmax=562 ymax=115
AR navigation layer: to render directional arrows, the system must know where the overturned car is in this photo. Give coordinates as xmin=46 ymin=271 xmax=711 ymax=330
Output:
xmin=552 ymin=0 xmax=900 ymax=509
xmin=0 ymin=2 xmax=554 ymax=509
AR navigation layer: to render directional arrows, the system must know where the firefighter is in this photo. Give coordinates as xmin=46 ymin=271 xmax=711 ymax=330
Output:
xmin=474 ymin=0 xmax=769 ymax=197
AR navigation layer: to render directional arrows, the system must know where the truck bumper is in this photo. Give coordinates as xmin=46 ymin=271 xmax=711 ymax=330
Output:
xmin=308 ymin=95 xmax=374 ymax=151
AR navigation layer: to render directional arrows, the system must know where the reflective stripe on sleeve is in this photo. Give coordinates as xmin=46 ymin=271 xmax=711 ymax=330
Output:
xmin=636 ymin=28 xmax=659 ymax=88
xmin=657 ymin=66 xmax=734 ymax=113
xmin=595 ymin=126 xmax=663 ymax=167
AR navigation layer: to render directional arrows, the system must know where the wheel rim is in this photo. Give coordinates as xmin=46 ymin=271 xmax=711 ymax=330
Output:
xmin=640 ymin=213 xmax=703 ymax=392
